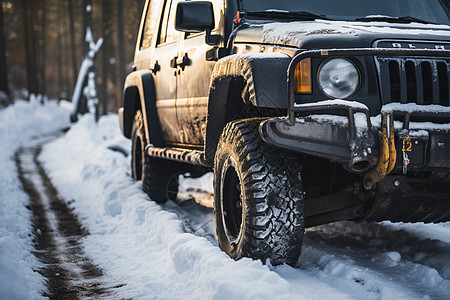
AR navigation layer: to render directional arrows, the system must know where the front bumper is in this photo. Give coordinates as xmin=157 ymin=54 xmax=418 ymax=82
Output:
xmin=259 ymin=101 xmax=450 ymax=181
xmin=260 ymin=102 xmax=379 ymax=173
xmin=259 ymin=102 xmax=450 ymax=223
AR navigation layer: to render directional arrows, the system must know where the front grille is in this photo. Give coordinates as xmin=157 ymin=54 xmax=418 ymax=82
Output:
xmin=375 ymin=57 xmax=450 ymax=106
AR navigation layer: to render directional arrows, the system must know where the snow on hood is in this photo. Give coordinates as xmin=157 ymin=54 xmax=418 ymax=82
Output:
xmin=236 ymin=20 xmax=450 ymax=48
xmin=261 ymin=21 xmax=360 ymax=45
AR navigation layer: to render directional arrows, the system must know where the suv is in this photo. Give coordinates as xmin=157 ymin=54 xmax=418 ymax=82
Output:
xmin=119 ymin=0 xmax=450 ymax=265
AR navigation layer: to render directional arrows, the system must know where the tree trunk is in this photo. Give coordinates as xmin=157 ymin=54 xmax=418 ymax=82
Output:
xmin=63 ymin=1 xmax=72 ymax=97
xmin=0 ymin=0 xmax=10 ymax=100
xmin=30 ymin=0 xmax=39 ymax=96
xmin=56 ymin=0 xmax=64 ymax=100
xmin=82 ymin=0 xmax=93 ymax=56
xmin=101 ymin=0 xmax=109 ymax=115
xmin=21 ymin=0 xmax=33 ymax=99
xmin=82 ymin=0 xmax=87 ymax=55
xmin=40 ymin=0 xmax=47 ymax=101
xmin=117 ymin=0 xmax=126 ymax=107
xmin=68 ymin=0 xmax=78 ymax=91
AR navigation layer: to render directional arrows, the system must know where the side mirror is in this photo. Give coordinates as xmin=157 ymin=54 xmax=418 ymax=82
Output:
xmin=175 ymin=1 xmax=215 ymax=33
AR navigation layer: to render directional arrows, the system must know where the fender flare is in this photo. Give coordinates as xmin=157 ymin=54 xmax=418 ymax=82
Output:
xmin=120 ymin=70 xmax=164 ymax=147
xmin=203 ymin=53 xmax=290 ymax=163
xmin=209 ymin=53 xmax=290 ymax=108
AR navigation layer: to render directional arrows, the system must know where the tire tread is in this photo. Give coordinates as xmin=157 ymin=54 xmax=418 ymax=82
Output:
xmin=214 ymin=118 xmax=305 ymax=265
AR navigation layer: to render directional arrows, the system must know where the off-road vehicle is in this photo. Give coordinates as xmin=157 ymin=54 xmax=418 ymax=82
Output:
xmin=119 ymin=0 xmax=450 ymax=265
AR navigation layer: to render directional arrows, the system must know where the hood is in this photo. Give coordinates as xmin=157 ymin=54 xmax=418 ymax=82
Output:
xmin=234 ymin=20 xmax=450 ymax=49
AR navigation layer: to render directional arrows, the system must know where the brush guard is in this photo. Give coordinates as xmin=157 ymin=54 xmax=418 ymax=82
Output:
xmin=260 ymin=48 xmax=450 ymax=192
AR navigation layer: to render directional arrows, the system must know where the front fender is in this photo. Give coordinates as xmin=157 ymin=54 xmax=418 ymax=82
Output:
xmin=209 ymin=53 xmax=290 ymax=108
xmin=203 ymin=53 xmax=290 ymax=164
xmin=121 ymin=70 xmax=163 ymax=147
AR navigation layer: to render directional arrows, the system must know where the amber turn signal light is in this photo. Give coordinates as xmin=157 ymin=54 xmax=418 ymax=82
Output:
xmin=294 ymin=58 xmax=312 ymax=94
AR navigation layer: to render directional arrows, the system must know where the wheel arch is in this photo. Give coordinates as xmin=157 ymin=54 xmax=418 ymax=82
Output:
xmin=120 ymin=70 xmax=164 ymax=147
xmin=204 ymin=53 xmax=290 ymax=164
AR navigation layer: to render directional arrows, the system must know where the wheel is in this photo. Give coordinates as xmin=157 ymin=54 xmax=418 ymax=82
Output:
xmin=131 ymin=110 xmax=179 ymax=203
xmin=214 ymin=119 xmax=305 ymax=266
xmin=131 ymin=110 xmax=146 ymax=180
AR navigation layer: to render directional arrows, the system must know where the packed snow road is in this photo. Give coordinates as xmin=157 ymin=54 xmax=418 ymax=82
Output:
xmin=15 ymin=134 xmax=113 ymax=299
xmin=1 ymin=100 xmax=449 ymax=299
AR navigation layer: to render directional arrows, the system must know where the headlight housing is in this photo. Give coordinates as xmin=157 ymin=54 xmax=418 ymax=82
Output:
xmin=318 ymin=58 xmax=360 ymax=99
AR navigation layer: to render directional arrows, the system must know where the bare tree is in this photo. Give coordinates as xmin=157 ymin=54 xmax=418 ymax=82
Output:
xmin=56 ymin=0 xmax=64 ymax=100
xmin=3 ymin=0 xmax=143 ymax=108
xmin=21 ymin=0 xmax=33 ymax=98
xmin=117 ymin=0 xmax=126 ymax=106
xmin=82 ymin=0 xmax=93 ymax=56
xmin=101 ymin=0 xmax=110 ymax=115
xmin=39 ymin=0 xmax=47 ymax=100
xmin=68 ymin=0 xmax=78 ymax=90
xmin=0 ymin=0 xmax=10 ymax=101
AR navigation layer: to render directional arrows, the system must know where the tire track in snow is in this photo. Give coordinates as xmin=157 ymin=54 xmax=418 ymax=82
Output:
xmin=15 ymin=135 xmax=113 ymax=299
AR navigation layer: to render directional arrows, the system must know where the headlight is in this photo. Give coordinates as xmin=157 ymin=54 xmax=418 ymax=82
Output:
xmin=318 ymin=58 xmax=360 ymax=99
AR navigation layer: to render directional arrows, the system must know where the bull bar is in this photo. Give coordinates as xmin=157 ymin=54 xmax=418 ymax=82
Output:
xmin=260 ymin=48 xmax=450 ymax=190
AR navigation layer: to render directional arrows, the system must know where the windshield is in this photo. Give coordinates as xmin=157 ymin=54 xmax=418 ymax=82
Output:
xmin=242 ymin=0 xmax=450 ymax=25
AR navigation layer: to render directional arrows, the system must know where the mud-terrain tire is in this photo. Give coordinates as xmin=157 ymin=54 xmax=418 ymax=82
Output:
xmin=214 ymin=119 xmax=305 ymax=266
xmin=131 ymin=110 xmax=146 ymax=181
xmin=131 ymin=110 xmax=178 ymax=203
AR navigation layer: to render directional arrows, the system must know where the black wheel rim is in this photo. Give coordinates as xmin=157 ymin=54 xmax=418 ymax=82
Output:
xmin=221 ymin=160 xmax=243 ymax=244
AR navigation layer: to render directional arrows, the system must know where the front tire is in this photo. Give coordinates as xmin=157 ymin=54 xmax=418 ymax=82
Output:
xmin=214 ymin=119 xmax=305 ymax=266
xmin=131 ymin=110 xmax=178 ymax=203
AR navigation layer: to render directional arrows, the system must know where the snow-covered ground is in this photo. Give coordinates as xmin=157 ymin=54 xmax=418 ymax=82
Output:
xmin=1 ymin=100 xmax=450 ymax=299
xmin=0 ymin=99 xmax=71 ymax=299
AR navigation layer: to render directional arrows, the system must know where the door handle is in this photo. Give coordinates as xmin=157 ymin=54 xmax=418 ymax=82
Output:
xmin=150 ymin=60 xmax=160 ymax=74
xmin=170 ymin=57 xmax=178 ymax=68
xmin=170 ymin=53 xmax=190 ymax=69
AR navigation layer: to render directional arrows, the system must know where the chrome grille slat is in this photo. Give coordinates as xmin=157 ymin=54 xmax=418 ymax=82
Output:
xmin=399 ymin=60 xmax=407 ymax=104
xmin=431 ymin=60 xmax=440 ymax=105
xmin=377 ymin=58 xmax=392 ymax=104
xmin=414 ymin=60 xmax=424 ymax=105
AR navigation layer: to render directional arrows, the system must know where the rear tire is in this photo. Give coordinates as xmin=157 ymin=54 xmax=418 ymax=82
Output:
xmin=143 ymin=155 xmax=179 ymax=203
xmin=131 ymin=111 xmax=145 ymax=181
xmin=131 ymin=110 xmax=178 ymax=203
xmin=214 ymin=119 xmax=305 ymax=266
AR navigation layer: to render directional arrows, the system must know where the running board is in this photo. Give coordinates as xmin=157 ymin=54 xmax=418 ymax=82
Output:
xmin=145 ymin=145 xmax=209 ymax=167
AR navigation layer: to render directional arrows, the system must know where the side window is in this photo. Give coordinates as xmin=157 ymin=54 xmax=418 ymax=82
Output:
xmin=158 ymin=0 xmax=181 ymax=45
xmin=141 ymin=0 xmax=160 ymax=49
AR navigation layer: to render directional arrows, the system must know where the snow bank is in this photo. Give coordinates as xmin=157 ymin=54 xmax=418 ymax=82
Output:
xmin=39 ymin=114 xmax=308 ymax=299
xmin=2 ymin=99 xmax=449 ymax=299
xmin=0 ymin=99 xmax=71 ymax=299
xmin=39 ymin=112 xmax=450 ymax=299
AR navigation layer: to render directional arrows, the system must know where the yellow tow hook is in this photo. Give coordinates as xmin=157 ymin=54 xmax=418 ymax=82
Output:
xmin=363 ymin=112 xmax=397 ymax=190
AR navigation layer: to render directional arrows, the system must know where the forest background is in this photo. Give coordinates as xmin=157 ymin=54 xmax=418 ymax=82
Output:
xmin=0 ymin=0 xmax=145 ymax=115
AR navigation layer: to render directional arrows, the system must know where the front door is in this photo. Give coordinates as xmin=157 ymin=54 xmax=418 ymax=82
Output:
xmin=153 ymin=0 xmax=183 ymax=145
xmin=176 ymin=0 xmax=225 ymax=148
